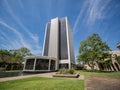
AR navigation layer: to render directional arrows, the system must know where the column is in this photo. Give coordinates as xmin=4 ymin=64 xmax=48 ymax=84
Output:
xmin=23 ymin=59 xmax=27 ymax=70
xmin=33 ymin=58 xmax=37 ymax=71
xmin=48 ymin=59 xmax=51 ymax=71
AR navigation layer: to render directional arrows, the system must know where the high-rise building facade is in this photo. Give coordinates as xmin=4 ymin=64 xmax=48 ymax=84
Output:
xmin=23 ymin=17 xmax=75 ymax=72
xmin=42 ymin=17 xmax=75 ymax=69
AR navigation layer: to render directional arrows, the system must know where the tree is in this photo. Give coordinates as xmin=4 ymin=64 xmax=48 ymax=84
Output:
xmin=18 ymin=47 xmax=33 ymax=57
xmin=77 ymin=33 xmax=111 ymax=71
xmin=9 ymin=47 xmax=33 ymax=63
xmin=0 ymin=47 xmax=33 ymax=70
xmin=0 ymin=47 xmax=33 ymax=63
xmin=0 ymin=49 xmax=11 ymax=63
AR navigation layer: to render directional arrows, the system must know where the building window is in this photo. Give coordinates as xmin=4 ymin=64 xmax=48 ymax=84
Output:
xmin=59 ymin=64 xmax=68 ymax=69
xmin=50 ymin=60 xmax=55 ymax=70
xmin=35 ymin=59 xmax=49 ymax=70
xmin=25 ymin=59 xmax=35 ymax=70
xmin=59 ymin=18 xmax=68 ymax=60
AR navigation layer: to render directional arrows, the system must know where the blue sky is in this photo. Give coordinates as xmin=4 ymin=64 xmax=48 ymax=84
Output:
xmin=0 ymin=0 xmax=120 ymax=58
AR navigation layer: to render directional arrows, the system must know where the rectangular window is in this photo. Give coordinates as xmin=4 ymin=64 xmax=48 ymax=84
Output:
xmin=35 ymin=59 xmax=49 ymax=70
xmin=25 ymin=59 xmax=35 ymax=70
xmin=59 ymin=64 xmax=68 ymax=69
xmin=59 ymin=18 xmax=68 ymax=60
xmin=50 ymin=60 xmax=55 ymax=70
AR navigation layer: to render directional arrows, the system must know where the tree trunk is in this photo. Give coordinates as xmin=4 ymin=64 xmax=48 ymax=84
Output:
xmin=88 ymin=61 xmax=94 ymax=71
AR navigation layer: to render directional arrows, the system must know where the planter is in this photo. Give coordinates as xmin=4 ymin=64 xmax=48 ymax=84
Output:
xmin=53 ymin=73 xmax=80 ymax=78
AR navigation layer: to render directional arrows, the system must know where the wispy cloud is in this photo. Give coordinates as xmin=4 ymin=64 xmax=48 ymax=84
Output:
xmin=0 ymin=21 xmax=41 ymax=55
xmin=73 ymin=0 xmax=111 ymax=34
xmin=18 ymin=0 xmax=24 ymax=9
xmin=0 ymin=21 xmax=30 ymax=48
xmin=0 ymin=29 xmax=22 ymax=49
xmin=2 ymin=0 xmax=42 ymax=55
xmin=72 ymin=10 xmax=81 ymax=35
xmin=86 ymin=0 xmax=111 ymax=25
xmin=4 ymin=0 xmax=39 ymax=43
xmin=73 ymin=1 xmax=88 ymax=34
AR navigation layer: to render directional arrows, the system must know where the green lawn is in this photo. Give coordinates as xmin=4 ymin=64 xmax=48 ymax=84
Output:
xmin=78 ymin=70 xmax=120 ymax=77
xmin=0 ymin=77 xmax=84 ymax=90
xmin=5 ymin=70 xmax=22 ymax=72
xmin=0 ymin=70 xmax=120 ymax=90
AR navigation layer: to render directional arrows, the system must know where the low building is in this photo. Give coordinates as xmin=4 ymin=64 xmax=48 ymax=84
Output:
xmin=23 ymin=56 xmax=57 ymax=72
xmin=84 ymin=50 xmax=120 ymax=71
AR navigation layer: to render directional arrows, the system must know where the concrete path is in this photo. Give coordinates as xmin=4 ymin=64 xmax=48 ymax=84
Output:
xmin=0 ymin=72 xmax=84 ymax=82
xmin=85 ymin=76 xmax=120 ymax=90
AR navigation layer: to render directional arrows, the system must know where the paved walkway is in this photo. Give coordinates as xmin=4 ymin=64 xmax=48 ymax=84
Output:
xmin=0 ymin=72 xmax=84 ymax=82
xmin=85 ymin=76 xmax=120 ymax=90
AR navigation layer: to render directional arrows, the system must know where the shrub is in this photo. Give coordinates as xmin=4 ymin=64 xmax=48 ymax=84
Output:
xmin=57 ymin=68 xmax=76 ymax=74
xmin=69 ymin=68 xmax=75 ymax=74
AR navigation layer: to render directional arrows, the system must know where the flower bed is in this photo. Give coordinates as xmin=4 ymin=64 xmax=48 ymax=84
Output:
xmin=53 ymin=69 xmax=80 ymax=78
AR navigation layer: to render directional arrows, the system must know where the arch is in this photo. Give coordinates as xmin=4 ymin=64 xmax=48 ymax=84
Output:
xmin=111 ymin=63 xmax=116 ymax=71
xmin=98 ymin=63 xmax=104 ymax=71
xmin=114 ymin=62 xmax=120 ymax=71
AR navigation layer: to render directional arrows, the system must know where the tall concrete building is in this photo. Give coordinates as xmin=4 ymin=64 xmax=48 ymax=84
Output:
xmin=23 ymin=17 xmax=75 ymax=72
xmin=43 ymin=17 xmax=75 ymax=69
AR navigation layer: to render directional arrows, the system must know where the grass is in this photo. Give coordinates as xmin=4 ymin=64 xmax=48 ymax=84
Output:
xmin=0 ymin=70 xmax=22 ymax=72
xmin=0 ymin=70 xmax=120 ymax=90
xmin=0 ymin=77 xmax=84 ymax=90
xmin=5 ymin=70 xmax=22 ymax=72
xmin=78 ymin=70 xmax=120 ymax=78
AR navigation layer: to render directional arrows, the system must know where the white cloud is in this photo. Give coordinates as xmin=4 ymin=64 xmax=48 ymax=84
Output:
xmin=2 ymin=0 xmax=42 ymax=55
xmin=0 ymin=21 xmax=42 ymax=55
xmin=73 ymin=10 xmax=82 ymax=35
xmin=73 ymin=0 xmax=111 ymax=34
xmin=4 ymin=0 xmax=39 ymax=43
xmin=18 ymin=0 xmax=24 ymax=9
xmin=0 ymin=21 xmax=30 ymax=48
xmin=73 ymin=0 xmax=88 ymax=34
xmin=86 ymin=0 xmax=111 ymax=25
xmin=0 ymin=29 xmax=22 ymax=49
